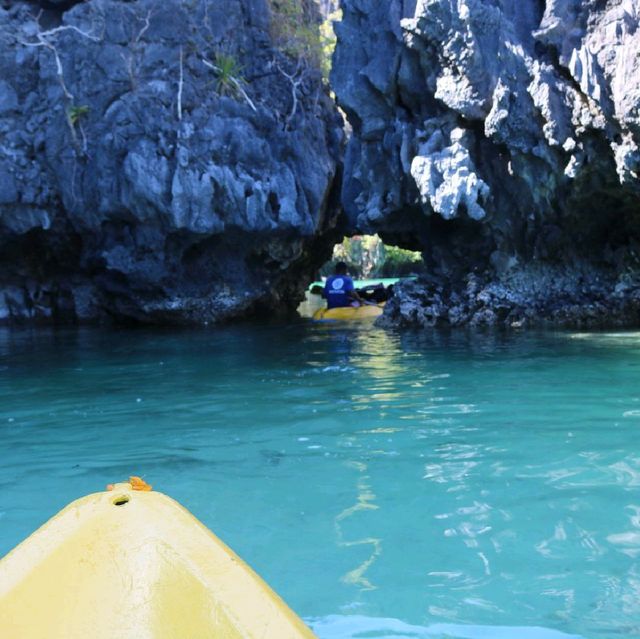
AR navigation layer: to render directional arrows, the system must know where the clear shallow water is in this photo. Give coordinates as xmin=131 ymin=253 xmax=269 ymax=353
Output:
xmin=2 ymin=325 xmax=640 ymax=639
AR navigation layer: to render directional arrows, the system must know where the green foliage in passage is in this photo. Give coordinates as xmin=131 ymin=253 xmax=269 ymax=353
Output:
xmin=318 ymin=8 xmax=341 ymax=80
xmin=377 ymin=244 xmax=424 ymax=277
xmin=67 ymin=104 xmax=90 ymax=126
xmin=321 ymin=235 xmax=424 ymax=278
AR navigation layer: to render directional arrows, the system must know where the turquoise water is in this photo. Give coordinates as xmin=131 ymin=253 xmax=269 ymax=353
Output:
xmin=2 ymin=325 xmax=640 ymax=639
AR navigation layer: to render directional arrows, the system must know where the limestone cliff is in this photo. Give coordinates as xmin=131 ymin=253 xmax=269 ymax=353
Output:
xmin=333 ymin=0 xmax=640 ymax=327
xmin=0 ymin=0 xmax=342 ymax=323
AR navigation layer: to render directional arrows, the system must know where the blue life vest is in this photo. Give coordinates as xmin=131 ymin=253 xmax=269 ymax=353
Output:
xmin=324 ymin=275 xmax=354 ymax=308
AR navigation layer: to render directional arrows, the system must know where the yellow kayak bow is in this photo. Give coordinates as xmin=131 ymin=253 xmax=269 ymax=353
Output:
xmin=0 ymin=480 xmax=316 ymax=639
xmin=313 ymin=303 xmax=384 ymax=321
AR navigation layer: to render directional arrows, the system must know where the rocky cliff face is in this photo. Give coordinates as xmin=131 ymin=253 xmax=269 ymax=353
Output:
xmin=333 ymin=0 xmax=640 ymax=327
xmin=0 ymin=0 xmax=342 ymax=323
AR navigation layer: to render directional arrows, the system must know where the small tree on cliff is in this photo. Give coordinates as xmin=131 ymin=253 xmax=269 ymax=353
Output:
xmin=268 ymin=0 xmax=328 ymax=129
xmin=16 ymin=10 xmax=104 ymax=157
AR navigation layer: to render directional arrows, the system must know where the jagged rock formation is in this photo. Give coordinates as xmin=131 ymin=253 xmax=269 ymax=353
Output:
xmin=0 ymin=0 xmax=342 ymax=323
xmin=333 ymin=0 xmax=640 ymax=327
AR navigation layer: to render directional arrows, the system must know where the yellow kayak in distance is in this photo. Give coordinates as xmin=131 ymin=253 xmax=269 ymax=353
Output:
xmin=312 ymin=303 xmax=384 ymax=321
xmin=0 ymin=480 xmax=317 ymax=639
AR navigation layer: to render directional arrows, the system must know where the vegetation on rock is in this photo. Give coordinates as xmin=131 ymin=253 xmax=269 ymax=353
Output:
xmin=269 ymin=0 xmax=322 ymax=67
xmin=269 ymin=0 xmax=339 ymax=81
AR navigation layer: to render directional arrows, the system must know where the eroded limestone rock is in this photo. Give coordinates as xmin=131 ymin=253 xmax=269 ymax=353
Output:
xmin=333 ymin=0 xmax=640 ymax=327
xmin=0 ymin=0 xmax=343 ymax=323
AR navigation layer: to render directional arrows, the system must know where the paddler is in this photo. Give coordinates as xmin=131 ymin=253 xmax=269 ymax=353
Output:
xmin=323 ymin=261 xmax=365 ymax=308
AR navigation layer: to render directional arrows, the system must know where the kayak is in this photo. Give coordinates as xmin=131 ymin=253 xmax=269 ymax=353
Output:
xmin=0 ymin=479 xmax=316 ymax=639
xmin=313 ymin=304 xmax=384 ymax=321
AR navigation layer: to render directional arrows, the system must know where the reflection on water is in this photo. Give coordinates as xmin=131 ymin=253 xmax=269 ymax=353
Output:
xmin=334 ymin=461 xmax=382 ymax=590
xmin=2 ymin=326 xmax=640 ymax=638
xmin=569 ymin=332 xmax=640 ymax=345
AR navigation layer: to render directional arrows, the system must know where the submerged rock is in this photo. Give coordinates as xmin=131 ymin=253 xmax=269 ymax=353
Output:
xmin=333 ymin=0 xmax=640 ymax=328
xmin=0 ymin=0 xmax=343 ymax=324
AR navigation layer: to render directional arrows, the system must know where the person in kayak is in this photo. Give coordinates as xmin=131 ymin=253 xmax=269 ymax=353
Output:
xmin=324 ymin=262 xmax=365 ymax=308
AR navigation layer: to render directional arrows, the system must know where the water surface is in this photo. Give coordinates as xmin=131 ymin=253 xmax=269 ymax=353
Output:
xmin=2 ymin=324 xmax=640 ymax=639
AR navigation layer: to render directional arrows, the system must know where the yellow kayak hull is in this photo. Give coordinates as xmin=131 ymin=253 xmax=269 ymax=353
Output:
xmin=312 ymin=304 xmax=384 ymax=321
xmin=0 ymin=483 xmax=316 ymax=639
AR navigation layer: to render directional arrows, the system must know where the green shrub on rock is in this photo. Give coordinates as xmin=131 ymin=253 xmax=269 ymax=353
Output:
xmin=213 ymin=53 xmax=245 ymax=98
xmin=269 ymin=0 xmax=335 ymax=76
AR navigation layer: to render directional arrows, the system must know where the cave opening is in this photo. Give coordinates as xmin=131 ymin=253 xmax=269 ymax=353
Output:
xmin=318 ymin=234 xmax=424 ymax=280
xmin=297 ymin=234 xmax=425 ymax=318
